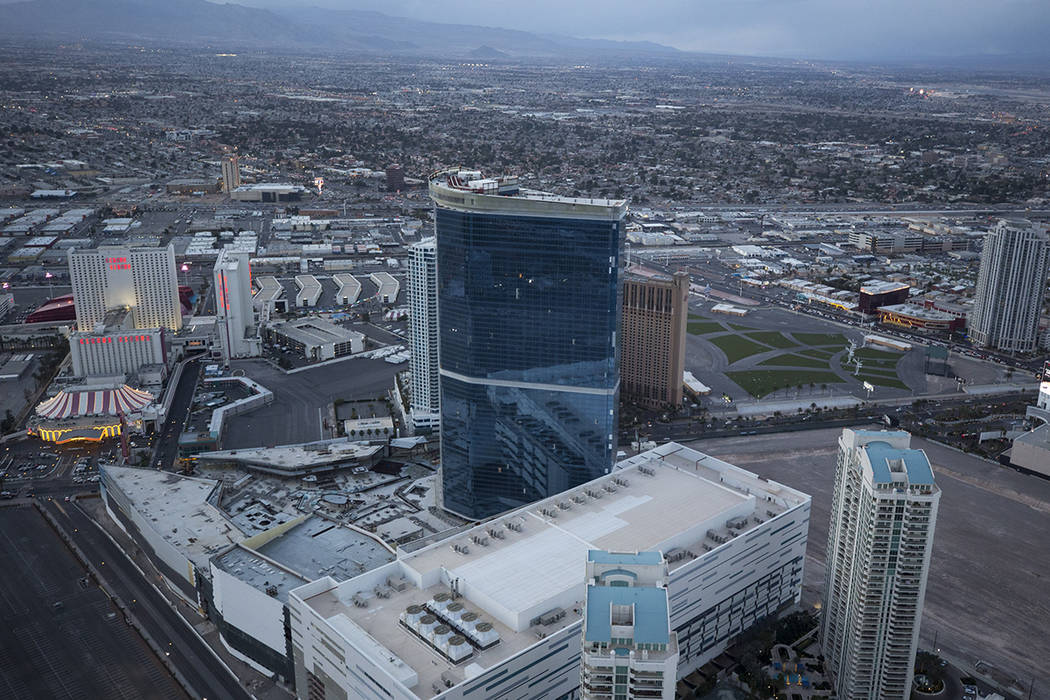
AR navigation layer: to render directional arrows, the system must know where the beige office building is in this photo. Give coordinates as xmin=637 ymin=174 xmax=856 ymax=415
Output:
xmin=221 ymin=154 xmax=241 ymax=193
xmin=620 ymin=271 xmax=688 ymax=408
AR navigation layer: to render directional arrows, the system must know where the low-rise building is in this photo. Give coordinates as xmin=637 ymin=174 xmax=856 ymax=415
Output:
xmin=266 ymin=317 xmax=364 ymax=361
xmin=876 ymin=303 xmax=964 ymax=332
xmin=288 ymin=442 xmax=810 ymax=700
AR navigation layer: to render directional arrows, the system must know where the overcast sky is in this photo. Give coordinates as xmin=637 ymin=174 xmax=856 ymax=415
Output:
xmin=242 ymin=0 xmax=1050 ymax=60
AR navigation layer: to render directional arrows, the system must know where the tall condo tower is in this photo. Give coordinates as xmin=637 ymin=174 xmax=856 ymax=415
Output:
xmin=430 ymin=168 xmax=625 ymax=519
xmin=407 ymin=238 xmax=440 ymax=432
xmin=68 ymin=244 xmax=182 ymax=332
xmin=580 ymin=551 xmax=678 ymax=700
xmin=213 ymin=248 xmax=257 ymax=362
xmin=221 ymin=154 xmax=241 ymax=193
xmin=822 ymin=429 xmax=940 ymax=700
xmin=969 ymin=219 xmax=1049 ymax=353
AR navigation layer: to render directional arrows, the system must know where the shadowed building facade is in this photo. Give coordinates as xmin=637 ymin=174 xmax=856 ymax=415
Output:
xmin=620 ymin=270 xmax=688 ymax=409
xmin=430 ymin=169 xmax=625 ymax=520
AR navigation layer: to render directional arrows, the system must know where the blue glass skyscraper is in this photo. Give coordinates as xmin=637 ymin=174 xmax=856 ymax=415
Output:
xmin=430 ymin=169 xmax=626 ymax=520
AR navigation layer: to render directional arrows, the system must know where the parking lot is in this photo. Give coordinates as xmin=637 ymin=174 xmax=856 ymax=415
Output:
xmin=221 ymin=357 xmax=403 ymax=448
xmin=0 ymin=505 xmax=187 ymax=699
xmin=688 ymin=427 xmax=1050 ymax=697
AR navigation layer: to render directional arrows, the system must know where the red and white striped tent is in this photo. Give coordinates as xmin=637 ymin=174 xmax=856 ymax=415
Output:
xmin=35 ymin=384 xmax=154 ymax=420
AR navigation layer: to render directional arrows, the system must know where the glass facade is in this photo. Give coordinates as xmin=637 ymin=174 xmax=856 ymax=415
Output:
xmin=436 ymin=206 xmax=624 ymax=519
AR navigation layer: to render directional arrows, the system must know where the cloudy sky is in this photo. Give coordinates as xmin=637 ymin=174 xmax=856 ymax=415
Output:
xmin=242 ymin=0 xmax=1050 ymax=60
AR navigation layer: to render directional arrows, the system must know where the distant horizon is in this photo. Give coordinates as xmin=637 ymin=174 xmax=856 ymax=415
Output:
xmin=232 ymin=0 xmax=1050 ymax=63
xmin=1 ymin=0 xmax=1049 ymax=65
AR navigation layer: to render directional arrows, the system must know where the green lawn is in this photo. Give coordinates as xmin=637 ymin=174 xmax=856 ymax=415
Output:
xmin=708 ymin=334 xmax=774 ymax=363
xmin=729 ymin=323 xmax=756 ymax=331
xmin=791 ymin=332 xmax=848 ymax=347
xmin=744 ymin=331 xmax=799 ymax=349
xmin=758 ymin=353 xmax=832 ymax=370
xmin=687 ymin=320 xmax=726 ymax=335
xmin=726 ymin=369 xmax=843 ymax=398
xmin=856 ymin=347 xmax=904 ymax=361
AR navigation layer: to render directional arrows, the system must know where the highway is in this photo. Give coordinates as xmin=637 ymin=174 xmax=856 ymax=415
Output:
xmin=41 ymin=497 xmax=251 ymax=700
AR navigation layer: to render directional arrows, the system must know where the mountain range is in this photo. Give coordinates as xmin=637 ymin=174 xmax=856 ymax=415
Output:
xmin=0 ymin=0 xmax=681 ymax=58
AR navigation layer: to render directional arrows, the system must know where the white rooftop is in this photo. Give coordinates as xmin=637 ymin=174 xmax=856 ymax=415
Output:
xmin=101 ymin=465 xmax=244 ymax=568
xmin=196 ymin=436 xmax=383 ymax=471
xmin=293 ymin=442 xmax=809 ymax=698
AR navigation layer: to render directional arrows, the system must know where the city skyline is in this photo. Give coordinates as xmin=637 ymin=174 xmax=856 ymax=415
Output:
xmin=0 ymin=24 xmax=1047 ymax=700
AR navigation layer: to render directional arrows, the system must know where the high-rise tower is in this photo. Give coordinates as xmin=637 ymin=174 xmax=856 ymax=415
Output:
xmin=822 ymin=429 xmax=940 ymax=700
xmin=621 ymin=270 xmax=689 ymax=409
xmin=213 ymin=248 xmax=258 ymax=362
xmin=969 ymin=219 xmax=1049 ymax=353
xmin=68 ymin=244 xmax=182 ymax=332
xmin=221 ymin=154 xmax=241 ymax=194
xmin=407 ymin=238 xmax=440 ymax=432
xmin=430 ymin=169 xmax=625 ymax=519
xmin=580 ymin=551 xmax=678 ymax=700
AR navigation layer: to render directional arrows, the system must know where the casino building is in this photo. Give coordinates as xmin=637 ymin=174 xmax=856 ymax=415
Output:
xmin=29 ymin=378 xmax=155 ymax=443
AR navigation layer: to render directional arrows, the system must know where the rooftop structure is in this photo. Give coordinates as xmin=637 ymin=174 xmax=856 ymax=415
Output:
xmin=289 ymin=442 xmax=810 ymax=699
xmin=210 ymin=514 xmax=396 ymax=598
xmin=266 ymin=317 xmax=364 ymax=362
xmin=100 ymin=465 xmax=244 ymax=600
xmin=429 ymin=168 xmax=627 ymax=220
xmin=370 ymin=271 xmax=400 ymax=303
xmin=581 ymin=550 xmax=677 ymax=700
xmin=294 ymin=274 xmax=322 ymax=307
xmin=333 ymin=273 xmax=361 ymax=305
xmin=195 ymin=436 xmax=384 ymax=477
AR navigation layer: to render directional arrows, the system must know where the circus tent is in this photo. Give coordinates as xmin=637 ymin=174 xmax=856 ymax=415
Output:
xmin=36 ymin=383 xmax=154 ymax=420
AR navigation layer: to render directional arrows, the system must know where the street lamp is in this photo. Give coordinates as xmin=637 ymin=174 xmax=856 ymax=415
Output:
xmin=180 ymin=263 xmax=190 ymax=286
xmin=44 ymin=271 xmax=54 ymax=297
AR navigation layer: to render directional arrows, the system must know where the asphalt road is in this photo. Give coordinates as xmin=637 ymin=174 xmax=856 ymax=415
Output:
xmin=0 ymin=505 xmax=187 ymax=700
xmin=42 ymin=498 xmax=251 ymax=700
xmin=152 ymin=358 xmax=201 ymax=469
xmin=688 ymin=427 xmax=1050 ymax=699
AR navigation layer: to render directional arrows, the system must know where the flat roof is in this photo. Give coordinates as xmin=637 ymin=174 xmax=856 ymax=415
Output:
xmin=587 ymin=550 xmax=663 ymax=566
xmin=861 ymin=280 xmax=910 ymax=294
xmin=196 ymin=437 xmax=383 ymax=471
xmin=863 ymin=440 xmax=936 ymax=486
xmin=585 ymin=585 xmax=669 ymax=645
xmin=294 ymin=442 xmax=809 ymax=698
xmin=101 ymin=465 xmax=244 ymax=568
xmin=212 ymin=545 xmax=309 ymax=603
xmin=878 ymin=303 xmax=956 ymax=321
xmin=255 ymin=515 xmax=394 ymax=582
xmin=271 ymin=317 xmax=363 ymax=349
